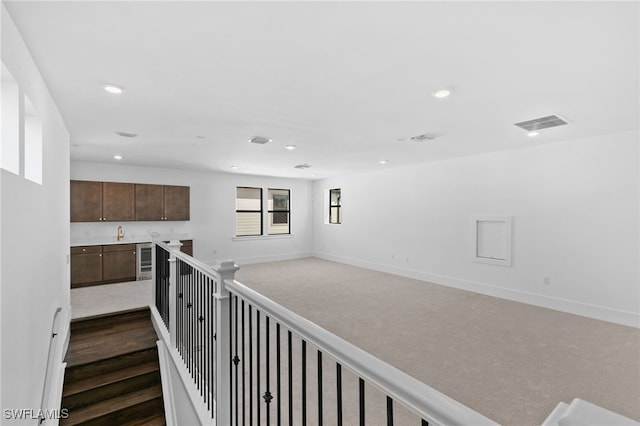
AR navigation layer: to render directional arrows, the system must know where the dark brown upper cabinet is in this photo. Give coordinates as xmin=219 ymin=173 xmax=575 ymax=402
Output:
xmin=135 ymin=184 xmax=190 ymax=221
xmin=135 ymin=183 xmax=165 ymax=221
xmin=70 ymin=180 xmax=103 ymax=222
xmin=163 ymin=185 xmax=190 ymax=221
xmin=70 ymin=180 xmax=134 ymax=222
xmin=102 ymin=182 xmax=135 ymax=221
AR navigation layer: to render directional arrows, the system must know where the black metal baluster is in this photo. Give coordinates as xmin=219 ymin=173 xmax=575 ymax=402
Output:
xmin=241 ymin=300 xmax=246 ymax=426
xmin=336 ymin=363 xmax=342 ymax=426
xmin=234 ymin=294 xmax=239 ymax=425
xmin=421 ymin=420 xmax=429 ymax=426
xmin=198 ymin=270 xmax=203 ymax=394
xmin=302 ymin=339 xmax=307 ymax=426
xmin=257 ymin=310 xmax=261 ymax=426
xmin=317 ymin=351 xmax=323 ymax=425
xmin=276 ymin=323 xmax=281 ymax=426
xmin=211 ymin=277 xmax=215 ymax=414
xmin=229 ymin=288 xmax=234 ymax=424
xmin=208 ymin=277 xmax=213 ymax=413
xmin=288 ymin=330 xmax=293 ymax=426
xmin=249 ymin=305 xmax=253 ymax=424
xmin=359 ymin=378 xmax=365 ymax=426
xmin=264 ymin=316 xmax=272 ymax=426
xmin=387 ymin=396 xmax=393 ymax=426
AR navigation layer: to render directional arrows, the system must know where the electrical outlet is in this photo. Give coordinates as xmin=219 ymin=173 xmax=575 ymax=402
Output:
xmin=544 ymin=277 xmax=551 ymax=285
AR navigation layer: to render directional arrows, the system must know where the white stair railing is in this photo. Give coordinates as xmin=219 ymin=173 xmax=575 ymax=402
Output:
xmin=153 ymin=240 xmax=498 ymax=426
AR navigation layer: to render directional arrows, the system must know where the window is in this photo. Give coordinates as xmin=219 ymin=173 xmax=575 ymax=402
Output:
xmin=329 ymin=188 xmax=341 ymax=224
xmin=268 ymin=188 xmax=290 ymax=235
xmin=1 ymin=64 xmax=19 ymax=175
xmin=236 ymin=187 xmax=262 ymax=236
xmin=24 ymin=96 xmax=43 ymax=185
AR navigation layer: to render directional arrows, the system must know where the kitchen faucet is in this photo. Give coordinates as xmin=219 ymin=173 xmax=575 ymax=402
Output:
xmin=117 ymin=225 xmax=124 ymax=241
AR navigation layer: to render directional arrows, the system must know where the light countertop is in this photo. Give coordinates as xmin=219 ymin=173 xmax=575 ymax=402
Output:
xmin=71 ymin=233 xmax=192 ymax=247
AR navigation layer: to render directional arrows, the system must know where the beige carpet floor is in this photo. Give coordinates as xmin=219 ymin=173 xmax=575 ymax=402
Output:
xmin=235 ymin=257 xmax=640 ymax=426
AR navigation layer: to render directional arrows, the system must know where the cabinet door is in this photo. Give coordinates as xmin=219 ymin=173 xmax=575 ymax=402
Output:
xmin=135 ymin=184 xmax=164 ymax=221
xmin=180 ymin=240 xmax=193 ymax=256
xmin=164 ymin=185 xmax=190 ymax=221
xmin=102 ymin=182 xmax=135 ymax=221
xmin=70 ymin=246 xmax=103 ymax=287
xmin=70 ymin=181 xmax=103 ymax=222
xmin=102 ymin=244 xmax=136 ymax=282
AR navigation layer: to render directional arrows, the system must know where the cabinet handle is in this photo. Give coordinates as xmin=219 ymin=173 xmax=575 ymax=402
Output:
xmin=133 ymin=251 xmax=136 ymax=255
xmin=99 ymin=254 xmax=102 ymax=257
xmin=82 ymin=248 xmax=86 ymax=252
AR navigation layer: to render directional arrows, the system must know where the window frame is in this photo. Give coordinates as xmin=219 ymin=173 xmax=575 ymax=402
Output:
xmin=268 ymin=188 xmax=291 ymax=235
xmin=329 ymin=188 xmax=342 ymax=224
xmin=235 ymin=186 xmax=263 ymax=237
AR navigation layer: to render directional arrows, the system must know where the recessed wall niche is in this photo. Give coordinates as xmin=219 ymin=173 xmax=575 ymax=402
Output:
xmin=472 ymin=216 xmax=512 ymax=267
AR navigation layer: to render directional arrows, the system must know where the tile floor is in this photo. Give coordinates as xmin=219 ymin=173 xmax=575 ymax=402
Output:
xmin=70 ymin=280 xmax=153 ymax=319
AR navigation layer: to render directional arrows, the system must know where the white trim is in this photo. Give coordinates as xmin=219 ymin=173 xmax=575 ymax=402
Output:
xmin=313 ymin=252 xmax=640 ymax=328
xmin=150 ymin=306 xmax=214 ymax=426
xmin=156 ymin=341 xmax=177 ymax=426
xmin=471 ymin=216 xmax=512 ymax=267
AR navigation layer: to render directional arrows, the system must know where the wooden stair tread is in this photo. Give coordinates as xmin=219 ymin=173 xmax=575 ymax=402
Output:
xmin=120 ymin=413 xmax=166 ymax=426
xmin=63 ymin=360 xmax=160 ymax=397
xmin=65 ymin=348 xmax=158 ymax=383
xmin=70 ymin=307 xmax=151 ymax=333
xmin=62 ymin=385 xmax=162 ymax=426
xmin=65 ymin=325 xmax=158 ymax=367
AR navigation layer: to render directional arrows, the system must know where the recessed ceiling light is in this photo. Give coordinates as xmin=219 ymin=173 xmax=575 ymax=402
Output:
xmin=285 ymin=145 xmax=296 ymax=150
xmin=379 ymin=160 xmax=388 ymax=165
xmin=527 ymin=131 xmax=540 ymax=137
xmin=231 ymin=166 xmax=239 ymax=170
xmin=104 ymin=85 xmax=124 ymax=94
xmin=113 ymin=155 xmax=123 ymax=160
xmin=432 ymin=89 xmax=451 ymax=99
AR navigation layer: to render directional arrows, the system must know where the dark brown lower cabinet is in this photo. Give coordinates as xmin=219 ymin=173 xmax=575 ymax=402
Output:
xmin=71 ymin=246 xmax=103 ymax=288
xmin=71 ymin=244 xmax=135 ymax=288
xmin=102 ymin=244 xmax=136 ymax=283
xmin=181 ymin=240 xmax=193 ymax=256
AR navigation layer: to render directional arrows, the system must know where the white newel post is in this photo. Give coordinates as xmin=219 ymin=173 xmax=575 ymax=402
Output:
xmin=167 ymin=240 xmax=182 ymax=347
xmin=215 ymin=260 xmax=239 ymax=425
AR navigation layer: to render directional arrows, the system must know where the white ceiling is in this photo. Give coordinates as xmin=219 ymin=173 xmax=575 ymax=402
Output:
xmin=5 ymin=1 xmax=639 ymax=179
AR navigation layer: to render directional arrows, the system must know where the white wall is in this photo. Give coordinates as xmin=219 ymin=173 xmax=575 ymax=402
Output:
xmin=312 ymin=131 xmax=639 ymax=327
xmin=71 ymin=162 xmax=314 ymax=265
xmin=1 ymin=4 xmax=71 ymax=423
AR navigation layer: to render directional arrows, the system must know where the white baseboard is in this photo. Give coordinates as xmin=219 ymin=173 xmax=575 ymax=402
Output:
xmin=313 ymin=252 xmax=640 ymax=329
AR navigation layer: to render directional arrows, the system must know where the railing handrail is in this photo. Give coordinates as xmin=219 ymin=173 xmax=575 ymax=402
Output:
xmin=224 ymin=278 xmax=498 ymax=426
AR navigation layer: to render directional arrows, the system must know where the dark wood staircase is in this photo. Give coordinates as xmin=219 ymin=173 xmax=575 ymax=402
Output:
xmin=61 ymin=307 xmax=166 ymax=425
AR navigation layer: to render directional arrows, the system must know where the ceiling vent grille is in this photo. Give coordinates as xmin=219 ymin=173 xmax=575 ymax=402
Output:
xmin=514 ymin=115 xmax=568 ymax=132
xmin=115 ymin=131 xmax=138 ymax=138
xmin=396 ymin=133 xmax=439 ymax=142
xmin=249 ymin=136 xmax=272 ymax=145
xmin=294 ymin=163 xmax=311 ymax=169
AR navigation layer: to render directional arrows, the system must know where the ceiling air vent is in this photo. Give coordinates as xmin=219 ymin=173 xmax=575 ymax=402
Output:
xmin=249 ymin=136 xmax=272 ymax=145
xmin=395 ymin=133 xmax=439 ymax=142
xmin=115 ymin=131 xmax=138 ymax=138
xmin=514 ymin=115 xmax=569 ymax=132
xmin=294 ymin=163 xmax=311 ymax=169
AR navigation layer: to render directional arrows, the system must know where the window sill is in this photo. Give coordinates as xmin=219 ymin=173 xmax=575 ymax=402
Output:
xmin=232 ymin=234 xmax=294 ymax=241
